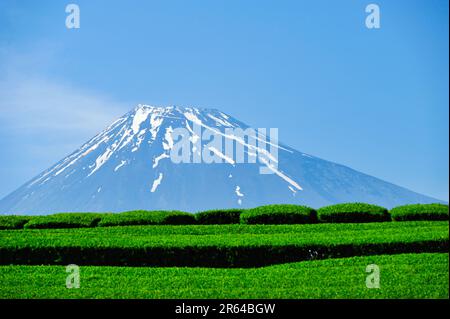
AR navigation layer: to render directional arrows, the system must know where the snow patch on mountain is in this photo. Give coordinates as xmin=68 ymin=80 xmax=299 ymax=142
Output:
xmin=209 ymin=147 xmax=235 ymax=165
xmin=151 ymin=173 xmax=163 ymax=192
xmin=0 ymin=104 xmax=443 ymax=214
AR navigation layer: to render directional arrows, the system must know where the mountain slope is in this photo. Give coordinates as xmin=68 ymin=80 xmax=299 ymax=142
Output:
xmin=0 ymin=105 xmax=441 ymax=214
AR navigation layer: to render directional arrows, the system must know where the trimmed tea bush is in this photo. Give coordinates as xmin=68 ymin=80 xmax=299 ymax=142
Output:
xmin=390 ymin=203 xmax=449 ymax=221
xmin=0 ymin=253 xmax=447 ymax=299
xmin=195 ymin=209 xmax=243 ymax=224
xmin=98 ymin=210 xmax=195 ymax=227
xmin=240 ymin=204 xmax=317 ymax=224
xmin=0 ymin=215 xmax=32 ymax=230
xmin=1 ymin=221 xmax=447 ymax=267
xmin=24 ymin=213 xmax=103 ymax=229
xmin=317 ymin=203 xmax=390 ymax=223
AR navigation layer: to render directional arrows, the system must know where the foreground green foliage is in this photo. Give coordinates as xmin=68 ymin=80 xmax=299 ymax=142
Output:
xmin=0 ymin=253 xmax=447 ymax=299
xmin=390 ymin=204 xmax=449 ymax=221
xmin=1 ymin=221 xmax=447 ymax=267
xmin=240 ymin=204 xmax=317 ymax=224
xmin=24 ymin=213 xmax=103 ymax=229
xmin=195 ymin=209 xmax=243 ymax=224
xmin=97 ymin=210 xmax=195 ymax=227
xmin=1 ymin=202 xmax=447 ymax=229
xmin=0 ymin=216 xmax=32 ymax=230
xmin=317 ymin=203 xmax=390 ymax=223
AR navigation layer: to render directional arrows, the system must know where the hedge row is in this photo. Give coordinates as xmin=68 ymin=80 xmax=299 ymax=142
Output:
xmin=0 ymin=203 xmax=447 ymax=229
xmin=241 ymin=205 xmax=317 ymax=224
xmin=317 ymin=203 xmax=390 ymax=223
xmin=390 ymin=203 xmax=449 ymax=221
xmin=0 ymin=241 xmax=447 ymax=267
xmin=98 ymin=210 xmax=195 ymax=227
xmin=0 ymin=216 xmax=32 ymax=230
xmin=195 ymin=209 xmax=243 ymax=224
xmin=24 ymin=213 xmax=103 ymax=229
xmin=1 ymin=221 xmax=447 ymax=266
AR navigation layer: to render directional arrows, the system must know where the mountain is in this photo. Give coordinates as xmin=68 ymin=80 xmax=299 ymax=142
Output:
xmin=0 ymin=104 xmax=442 ymax=214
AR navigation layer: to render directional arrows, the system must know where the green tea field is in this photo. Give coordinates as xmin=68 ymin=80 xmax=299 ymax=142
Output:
xmin=0 ymin=253 xmax=447 ymax=299
xmin=0 ymin=204 xmax=448 ymax=299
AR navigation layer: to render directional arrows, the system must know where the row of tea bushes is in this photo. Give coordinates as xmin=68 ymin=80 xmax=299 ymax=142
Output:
xmin=207 ymin=203 xmax=447 ymax=225
xmin=240 ymin=205 xmax=317 ymax=224
xmin=316 ymin=203 xmax=390 ymax=223
xmin=390 ymin=203 xmax=449 ymax=221
xmin=97 ymin=210 xmax=195 ymax=227
xmin=0 ymin=203 xmax=447 ymax=229
xmin=1 ymin=221 xmax=448 ymax=267
xmin=23 ymin=213 xmax=103 ymax=229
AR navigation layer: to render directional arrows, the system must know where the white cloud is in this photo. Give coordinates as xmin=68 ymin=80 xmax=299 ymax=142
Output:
xmin=0 ymin=45 xmax=131 ymax=199
xmin=0 ymin=74 xmax=128 ymax=134
xmin=0 ymin=44 xmax=130 ymax=137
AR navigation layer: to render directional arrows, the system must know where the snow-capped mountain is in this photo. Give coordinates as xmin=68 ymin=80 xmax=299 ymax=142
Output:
xmin=0 ymin=104 xmax=442 ymax=214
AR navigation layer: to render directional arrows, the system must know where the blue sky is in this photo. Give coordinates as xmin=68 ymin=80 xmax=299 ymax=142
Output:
xmin=0 ymin=0 xmax=448 ymax=201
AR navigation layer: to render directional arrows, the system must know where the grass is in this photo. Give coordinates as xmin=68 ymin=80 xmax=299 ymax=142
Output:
xmin=0 ymin=253 xmax=447 ymax=299
xmin=1 ymin=221 xmax=448 ymax=267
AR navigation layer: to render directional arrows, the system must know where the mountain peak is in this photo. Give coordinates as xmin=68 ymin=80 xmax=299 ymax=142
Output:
xmin=0 ymin=104 xmax=441 ymax=214
xmin=132 ymin=104 xmax=222 ymax=115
